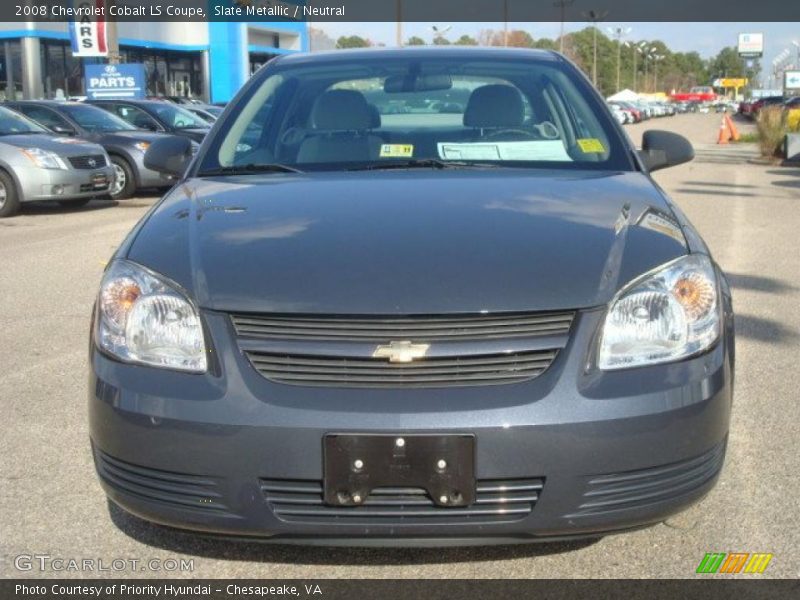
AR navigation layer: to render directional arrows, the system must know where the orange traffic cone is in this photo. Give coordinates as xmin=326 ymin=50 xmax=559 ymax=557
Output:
xmin=717 ymin=118 xmax=730 ymax=144
xmin=724 ymin=114 xmax=740 ymax=141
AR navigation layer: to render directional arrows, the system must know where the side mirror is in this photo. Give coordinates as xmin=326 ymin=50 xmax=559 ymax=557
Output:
xmin=52 ymin=124 xmax=76 ymax=136
xmin=639 ymin=130 xmax=694 ymax=172
xmin=144 ymin=136 xmax=193 ymax=178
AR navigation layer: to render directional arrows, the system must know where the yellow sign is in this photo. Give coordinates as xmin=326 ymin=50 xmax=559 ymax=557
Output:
xmin=576 ymin=138 xmax=605 ymax=153
xmin=719 ymin=78 xmax=748 ymax=88
xmin=379 ymin=144 xmax=414 ymax=158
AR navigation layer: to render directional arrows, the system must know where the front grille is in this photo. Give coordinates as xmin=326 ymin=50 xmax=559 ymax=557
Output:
xmin=94 ymin=449 xmax=230 ymax=514
xmin=68 ymin=154 xmax=106 ymax=169
xmin=261 ymin=478 xmax=544 ymax=525
xmin=231 ymin=311 xmax=574 ymax=342
xmin=566 ymin=440 xmax=727 ymax=517
xmin=245 ymin=349 xmax=558 ymax=387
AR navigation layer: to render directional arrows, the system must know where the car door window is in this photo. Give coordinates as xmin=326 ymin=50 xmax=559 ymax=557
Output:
xmin=115 ymin=105 xmax=160 ymax=130
xmin=18 ymin=106 xmax=72 ymax=131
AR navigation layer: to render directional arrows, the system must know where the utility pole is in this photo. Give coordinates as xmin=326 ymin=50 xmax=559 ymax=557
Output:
xmin=553 ymin=0 xmax=574 ymax=54
xmin=503 ymin=0 xmax=509 ymax=47
xmin=584 ymin=10 xmax=608 ymax=87
xmin=396 ymin=0 xmax=403 ymax=47
xmin=607 ymin=26 xmax=631 ymax=92
xmin=106 ymin=0 xmax=120 ymax=64
xmin=653 ymin=55 xmax=664 ymax=93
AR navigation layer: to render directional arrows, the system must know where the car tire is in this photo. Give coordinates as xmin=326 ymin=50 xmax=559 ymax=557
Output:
xmin=109 ymin=156 xmax=136 ymax=200
xmin=0 ymin=170 xmax=20 ymax=218
xmin=58 ymin=198 xmax=92 ymax=208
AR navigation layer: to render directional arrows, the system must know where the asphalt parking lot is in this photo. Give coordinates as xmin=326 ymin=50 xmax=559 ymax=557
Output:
xmin=1 ymin=113 xmax=798 ymax=578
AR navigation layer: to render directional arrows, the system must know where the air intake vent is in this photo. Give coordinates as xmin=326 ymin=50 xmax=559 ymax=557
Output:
xmin=260 ymin=478 xmax=544 ymax=525
xmin=245 ymin=349 xmax=558 ymax=388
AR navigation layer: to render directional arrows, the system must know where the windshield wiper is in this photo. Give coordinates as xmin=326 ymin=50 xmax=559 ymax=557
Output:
xmin=346 ymin=159 xmax=500 ymax=171
xmin=198 ymin=163 xmax=304 ymax=176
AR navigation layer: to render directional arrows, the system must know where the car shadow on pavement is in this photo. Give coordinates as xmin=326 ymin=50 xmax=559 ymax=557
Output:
xmin=724 ymin=272 xmax=798 ymax=295
xmin=108 ymin=502 xmax=600 ymax=565
xmin=21 ymin=199 xmax=120 ymax=215
xmin=734 ymin=314 xmax=799 ymax=345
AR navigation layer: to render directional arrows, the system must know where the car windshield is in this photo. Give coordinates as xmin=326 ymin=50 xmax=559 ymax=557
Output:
xmin=0 ymin=106 xmax=50 ymax=135
xmin=198 ymin=53 xmax=631 ymax=174
xmin=60 ymin=104 xmax=137 ymax=132
xmin=149 ymin=103 xmax=210 ymax=129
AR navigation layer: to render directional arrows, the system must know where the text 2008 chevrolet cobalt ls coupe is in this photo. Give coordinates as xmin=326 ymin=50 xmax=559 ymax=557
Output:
xmin=89 ymin=48 xmax=733 ymax=546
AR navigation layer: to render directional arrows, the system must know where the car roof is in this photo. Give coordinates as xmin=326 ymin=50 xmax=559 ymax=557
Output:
xmin=276 ymin=45 xmax=561 ymax=66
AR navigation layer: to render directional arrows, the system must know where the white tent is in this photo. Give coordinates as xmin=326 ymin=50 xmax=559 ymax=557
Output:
xmin=607 ymin=89 xmax=641 ymax=102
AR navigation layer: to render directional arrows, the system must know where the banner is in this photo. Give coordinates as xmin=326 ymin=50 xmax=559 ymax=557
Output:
xmin=69 ymin=0 xmax=108 ymax=57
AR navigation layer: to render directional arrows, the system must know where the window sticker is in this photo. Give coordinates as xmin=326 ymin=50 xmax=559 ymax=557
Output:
xmin=437 ymin=140 xmax=571 ymax=162
xmin=379 ymin=144 xmax=414 ymax=158
xmin=576 ymin=138 xmax=606 ymax=153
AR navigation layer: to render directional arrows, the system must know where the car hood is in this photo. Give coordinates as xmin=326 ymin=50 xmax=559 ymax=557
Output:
xmin=126 ymin=170 xmax=689 ymax=314
xmin=0 ymin=134 xmax=104 ymax=156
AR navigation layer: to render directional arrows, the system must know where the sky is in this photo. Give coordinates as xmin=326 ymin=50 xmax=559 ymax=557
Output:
xmin=316 ymin=22 xmax=800 ymax=87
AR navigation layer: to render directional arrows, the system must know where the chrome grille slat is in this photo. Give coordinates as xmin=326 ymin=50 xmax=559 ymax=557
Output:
xmin=260 ymin=478 xmax=545 ymax=524
xmin=232 ymin=312 xmax=574 ymax=341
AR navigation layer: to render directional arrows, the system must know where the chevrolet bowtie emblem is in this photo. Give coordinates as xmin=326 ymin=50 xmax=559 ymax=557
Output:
xmin=372 ymin=341 xmax=430 ymax=363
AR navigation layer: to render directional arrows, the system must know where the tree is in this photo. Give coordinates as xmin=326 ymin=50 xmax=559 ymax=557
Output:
xmin=454 ymin=35 xmax=478 ymax=46
xmin=406 ymin=36 xmax=425 ymax=46
xmin=432 ymin=36 xmax=451 ymax=46
xmin=336 ymin=35 xmax=371 ymax=49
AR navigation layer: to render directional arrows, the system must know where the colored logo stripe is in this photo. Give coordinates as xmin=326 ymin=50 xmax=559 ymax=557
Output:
xmin=744 ymin=554 xmax=773 ymax=574
xmin=697 ymin=553 xmax=727 ymax=573
xmin=696 ymin=553 xmax=773 ymax=574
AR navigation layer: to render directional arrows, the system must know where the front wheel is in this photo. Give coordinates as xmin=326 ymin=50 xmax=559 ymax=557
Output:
xmin=0 ymin=171 xmax=20 ymax=218
xmin=110 ymin=156 xmax=136 ymax=200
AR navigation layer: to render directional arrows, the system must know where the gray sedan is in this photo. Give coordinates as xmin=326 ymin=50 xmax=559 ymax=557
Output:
xmin=0 ymin=106 xmax=114 ymax=218
xmin=6 ymin=101 xmax=175 ymax=200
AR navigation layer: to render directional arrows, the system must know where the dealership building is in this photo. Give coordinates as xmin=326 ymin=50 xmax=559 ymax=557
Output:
xmin=0 ymin=21 xmax=308 ymax=103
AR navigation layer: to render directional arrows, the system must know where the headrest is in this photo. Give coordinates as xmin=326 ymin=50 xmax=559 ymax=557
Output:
xmin=463 ymin=84 xmax=525 ymax=128
xmin=311 ymin=90 xmax=372 ymax=130
xmin=367 ymin=103 xmax=381 ymax=128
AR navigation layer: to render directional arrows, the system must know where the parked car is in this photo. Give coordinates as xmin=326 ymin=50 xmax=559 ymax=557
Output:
xmin=749 ymin=96 xmax=784 ymax=118
xmin=609 ymin=101 xmax=641 ymax=123
xmin=184 ymin=104 xmax=224 ymax=123
xmin=0 ymin=105 xmax=114 ymax=218
xmin=87 ymin=99 xmax=211 ymax=142
xmin=90 ymin=47 xmax=734 ymax=545
xmin=608 ymin=102 xmax=628 ymax=125
xmin=6 ymin=100 xmax=176 ymax=199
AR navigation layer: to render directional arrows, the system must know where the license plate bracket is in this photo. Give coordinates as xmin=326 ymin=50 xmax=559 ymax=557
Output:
xmin=323 ymin=434 xmax=475 ymax=507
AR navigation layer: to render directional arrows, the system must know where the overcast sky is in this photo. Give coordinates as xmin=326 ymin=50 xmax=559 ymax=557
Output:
xmin=316 ymin=22 xmax=799 ymax=86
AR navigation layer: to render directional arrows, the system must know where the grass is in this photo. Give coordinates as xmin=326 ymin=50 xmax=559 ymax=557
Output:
xmin=734 ymin=132 xmax=760 ymax=143
xmin=756 ymin=107 xmax=787 ymax=158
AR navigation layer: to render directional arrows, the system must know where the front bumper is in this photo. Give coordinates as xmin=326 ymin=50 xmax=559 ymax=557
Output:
xmin=89 ymin=308 xmax=733 ymax=545
xmin=16 ymin=165 xmax=115 ymax=203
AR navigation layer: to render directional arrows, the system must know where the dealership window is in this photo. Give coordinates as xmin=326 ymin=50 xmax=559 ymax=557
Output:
xmin=119 ymin=47 xmax=203 ymax=99
xmin=40 ymin=39 xmax=84 ymax=98
xmin=250 ymin=52 xmax=279 ymax=76
xmin=0 ymin=40 xmax=23 ymax=101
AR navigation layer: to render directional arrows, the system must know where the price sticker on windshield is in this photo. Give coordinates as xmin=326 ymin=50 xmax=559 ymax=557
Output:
xmin=577 ymin=138 xmax=606 ymax=153
xmin=380 ymin=144 xmax=414 ymax=158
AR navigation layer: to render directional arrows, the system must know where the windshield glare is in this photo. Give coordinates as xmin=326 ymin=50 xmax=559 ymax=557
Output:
xmin=62 ymin=104 xmax=136 ymax=132
xmin=200 ymin=55 xmax=629 ymax=174
xmin=152 ymin=104 xmax=210 ymax=129
xmin=0 ymin=106 xmax=49 ymax=135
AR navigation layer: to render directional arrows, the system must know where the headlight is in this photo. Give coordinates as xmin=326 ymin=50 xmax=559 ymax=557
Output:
xmin=95 ymin=260 xmax=207 ymax=372
xmin=21 ymin=147 xmax=67 ymax=170
xmin=133 ymin=141 xmax=151 ymax=152
xmin=598 ymin=254 xmax=720 ymax=370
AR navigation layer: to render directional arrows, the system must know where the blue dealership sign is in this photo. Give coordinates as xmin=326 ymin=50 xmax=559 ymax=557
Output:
xmin=85 ymin=64 xmax=146 ymax=99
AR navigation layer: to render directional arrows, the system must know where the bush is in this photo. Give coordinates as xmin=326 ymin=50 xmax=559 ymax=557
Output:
xmin=755 ymin=107 xmax=786 ymax=158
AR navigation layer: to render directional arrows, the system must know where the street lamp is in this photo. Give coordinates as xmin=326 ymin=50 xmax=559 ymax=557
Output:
xmin=553 ymin=0 xmax=574 ymax=54
xmin=607 ymin=26 xmax=632 ymax=92
xmin=583 ymin=10 xmax=609 ymax=86
xmin=652 ymin=54 xmax=665 ymax=93
xmin=640 ymin=46 xmax=656 ymax=93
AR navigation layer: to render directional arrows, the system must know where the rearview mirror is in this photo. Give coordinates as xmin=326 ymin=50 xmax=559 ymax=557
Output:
xmin=144 ymin=136 xmax=193 ymax=178
xmin=639 ymin=130 xmax=694 ymax=172
xmin=384 ymin=73 xmax=452 ymax=93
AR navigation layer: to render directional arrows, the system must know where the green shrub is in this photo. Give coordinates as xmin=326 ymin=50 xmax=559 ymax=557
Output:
xmin=755 ymin=107 xmax=786 ymax=158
